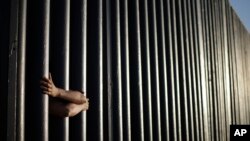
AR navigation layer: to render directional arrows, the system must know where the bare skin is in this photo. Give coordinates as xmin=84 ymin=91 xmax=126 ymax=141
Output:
xmin=40 ymin=73 xmax=89 ymax=117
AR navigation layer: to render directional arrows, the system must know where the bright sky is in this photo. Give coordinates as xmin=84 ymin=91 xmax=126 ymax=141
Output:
xmin=229 ymin=0 xmax=250 ymax=32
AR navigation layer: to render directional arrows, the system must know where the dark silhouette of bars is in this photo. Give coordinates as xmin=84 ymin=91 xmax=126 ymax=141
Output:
xmin=1 ymin=0 xmax=250 ymax=141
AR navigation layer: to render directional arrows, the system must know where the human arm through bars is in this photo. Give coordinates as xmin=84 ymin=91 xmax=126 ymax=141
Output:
xmin=40 ymin=73 xmax=89 ymax=117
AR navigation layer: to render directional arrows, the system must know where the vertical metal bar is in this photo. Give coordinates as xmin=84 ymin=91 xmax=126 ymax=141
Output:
xmin=196 ymin=0 xmax=209 ymax=140
xmin=106 ymin=0 xmax=113 ymax=140
xmin=7 ymin=33 xmax=18 ymax=140
xmin=236 ymin=18 xmax=241 ymax=124
xmin=229 ymin=7 xmax=236 ymax=124
xmin=63 ymin=2 xmax=70 ymax=125
xmin=7 ymin=0 xmax=19 ymax=140
xmin=61 ymin=0 xmax=70 ymax=141
xmin=109 ymin=0 xmax=123 ymax=140
xmin=236 ymin=13 xmax=240 ymax=124
xmin=24 ymin=0 xmax=50 ymax=140
xmin=214 ymin=1 xmax=222 ymax=140
xmin=69 ymin=0 xmax=87 ymax=140
xmin=242 ymin=28 xmax=246 ymax=121
xmin=86 ymin=0 xmax=104 ymax=140
xmin=148 ymin=0 xmax=162 ymax=140
xmin=215 ymin=1 xmax=223 ymax=140
xmin=227 ymin=6 xmax=236 ymax=125
xmin=140 ymin=0 xmax=153 ymax=140
xmin=82 ymin=0 xmax=88 ymax=139
xmin=246 ymin=32 xmax=250 ymax=124
xmin=237 ymin=15 xmax=243 ymax=124
xmin=217 ymin=1 xmax=227 ymax=140
xmin=231 ymin=9 xmax=236 ymax=124
xmin=16 ymin=0 xmax=27 ymax=140
xmin=210 ymin=1 xmax=219 ymax=141
xmin=190 ymin=0 xmax=202 ymax=140
xmin=49 ymin=0 xmax=69 ymax=140
xmin=183 ymin=0 xmax=196 ymax=140
xmin=221 ymin=1 xmax=231 ymax=140
xmin=186 ymin=0 xmax=197 ymax=140
xmin=121 ymin=0 xmax=131 ymax=140
xmin=82 ymin=1 xmax=87 ymax=140
xmin=115 ymin=2 xmax=123 ymax=139
xmin=205 ymin=0 xmax=215 ymax=140
xmin=244 ymin=30 xmax=249 ymax=124
xmin=215 ymin=1 xmax=224 ymax=140
xmin=175 ymin=0 xmax=190 ymax=140
xmin=128 ymin=0 xmax=144 ymax=140
xmin=243 ymin=28 xmax=248 ymax=123
xmin=156 ymin=0 xmax=170 ymax=140
xmin=243 ymin=24 xmax=248 ymax=124
xmin=240 ymin=23 xmax=247 ymax=124
xmin=220 ymin=2 xmax=225 ymax=140
xmin=232 ymin=11 xmax=240 ymax=124
xmin=179 ymin=0 xmax=191 ymax=140
xmin=170 ymin=0 xmax=182 ymax=140
xmin=135 ymin=0 xmax=144 ymax=140
xmin=98 ymin=0 xmax=104 ymax=140
xmin=41 ymin=0 xmax=50 ymax=140
xmin=194 ymin=0 xmax=207 ymax=140
xmin=199 ymin=1 xmax=210 ymax=140
xmin=248 ymin=33 xmax=250 ymax=124
xmin=238 ymin=21 xmax=244 ymax=124
xmin=164 ymin=0 xmax=177 ymax=140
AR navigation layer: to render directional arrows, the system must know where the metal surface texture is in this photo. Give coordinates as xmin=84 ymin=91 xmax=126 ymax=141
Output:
xmin=49 ymin=0 xmax=69 ymax=140
xmin=140 ymin=0 xmax=153 ymax=140
xmin=16 ymin=0 xmax=27 ymax=141
xmin=1 ymin=0 xmax=250 ymax=141
xmin=69 ymin=0 xmax=87 ymax=141
xmin=40 ymin=0 xmax=50 ymax=140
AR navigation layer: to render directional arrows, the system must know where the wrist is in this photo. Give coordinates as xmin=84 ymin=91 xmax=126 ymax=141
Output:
xmin=54 ymin=87 xmax=61 ymax=97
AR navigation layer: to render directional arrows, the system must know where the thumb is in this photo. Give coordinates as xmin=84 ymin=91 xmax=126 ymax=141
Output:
xmin=49 ymin=73 xmax=52 ymax=81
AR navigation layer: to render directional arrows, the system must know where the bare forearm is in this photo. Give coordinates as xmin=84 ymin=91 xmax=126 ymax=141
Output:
xmin=57 ymin=88 xmax=86 ymax=104
xmin=49 ymin=100 xmax=89 ymax=117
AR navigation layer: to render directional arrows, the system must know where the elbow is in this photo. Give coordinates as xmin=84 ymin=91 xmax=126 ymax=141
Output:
xmin=64 ymin=105 xmax=76 ymax=117
xmin=64 ymin=104 xmax=82 ymax=117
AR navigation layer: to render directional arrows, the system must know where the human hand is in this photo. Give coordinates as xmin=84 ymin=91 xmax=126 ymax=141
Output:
xmin=40 ymin=73 xmax=59 ymax=97
xmin=83 ymin=98 xmax=89 ymax=111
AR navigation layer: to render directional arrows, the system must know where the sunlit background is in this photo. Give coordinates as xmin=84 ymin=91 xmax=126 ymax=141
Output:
xmin=230 ymin=0 xmax=250 ymax=32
